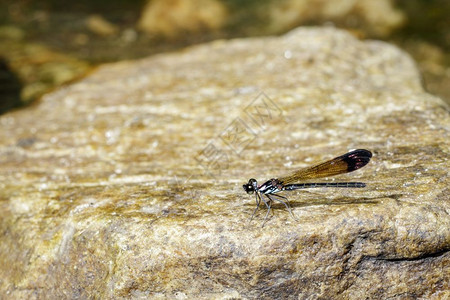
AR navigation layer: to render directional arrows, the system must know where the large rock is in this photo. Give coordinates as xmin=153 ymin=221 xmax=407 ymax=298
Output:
xmin=0 ymin=28 xmax=448 ymax=299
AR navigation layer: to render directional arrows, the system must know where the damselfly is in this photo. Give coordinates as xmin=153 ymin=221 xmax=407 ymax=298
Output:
xmin=243 ymin=149 xmax=372 ymax=225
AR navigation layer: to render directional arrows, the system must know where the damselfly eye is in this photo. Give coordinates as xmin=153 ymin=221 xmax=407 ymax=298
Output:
xmin=243 ymin=183 xmax=254 ymax=194
xmin=242 ymin=184 xmax=253 ymax=194
xmin=243 ymin=178 xmax=258 ymax=194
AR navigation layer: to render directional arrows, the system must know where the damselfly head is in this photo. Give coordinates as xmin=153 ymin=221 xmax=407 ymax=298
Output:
xmin=243 ymin=178 xmax=258 ymax=194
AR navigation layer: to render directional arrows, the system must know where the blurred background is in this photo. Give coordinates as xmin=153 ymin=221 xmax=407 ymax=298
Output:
xmin=1 ymin=0 xmax=449 ymax=114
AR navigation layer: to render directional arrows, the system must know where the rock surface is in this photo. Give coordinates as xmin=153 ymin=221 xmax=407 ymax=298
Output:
xmin=0 ymin=27 xmax=449 ymax=299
